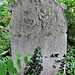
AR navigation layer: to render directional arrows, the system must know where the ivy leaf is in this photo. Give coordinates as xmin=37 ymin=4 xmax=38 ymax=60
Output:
xmin=28 ymin=54 xmax=31 ymax=56
xmin=24 ymin=56 xmax=28 ymax=65
xmin=7 ymin=60 xmax=14 ymax=74
xmin=17 ymin=59 xmax=21 ymax=69
xmin=52 ymin=65 xmax=56 ymax=68
xmin=13 ymin=68 xmax=17 ymax=75
xmin=9 ymin=68 xmax=17 ymax=75
xmin=16 ymin=52 xmax=21 ymax=58
xmin=55 ymin=60 xmax=61 ymax=63
xmin=35 ymin=46 xmax=41 ymax=51
xmin=55 ymin=53 xmax=59 ymax=57
xmin=0 ymin=62 xmax=6 ymax=75
xmin=28 ymin=53 xmax=33 ymax=57
xmin=63 ymin=54 xmax=66 ymax=57
xmin=50 ymin=54 xmax=54 ymax=57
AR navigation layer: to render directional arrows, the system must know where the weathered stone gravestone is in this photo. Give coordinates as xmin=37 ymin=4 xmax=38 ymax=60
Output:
xmin=9 ymin=0 xmax=67 ymax=75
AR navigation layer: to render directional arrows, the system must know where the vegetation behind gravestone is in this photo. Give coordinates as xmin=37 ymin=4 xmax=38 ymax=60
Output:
xmin=58 ymin=0 xmax=75 ymax=75
xmin=0 ymin=0 xmax=11 ymax=56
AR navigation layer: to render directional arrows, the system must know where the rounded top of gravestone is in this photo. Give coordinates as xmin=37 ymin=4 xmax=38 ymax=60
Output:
xmin=8 ymin=0 xmax=67 ymax=10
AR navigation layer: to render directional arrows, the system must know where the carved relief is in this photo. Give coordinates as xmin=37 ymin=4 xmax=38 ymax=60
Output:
xmin=22 ymin=5 xmax=55 ymax=38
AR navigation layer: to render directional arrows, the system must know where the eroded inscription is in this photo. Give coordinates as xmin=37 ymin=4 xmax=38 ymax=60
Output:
xmin=29 ymin=0 xmax=41 ymax=3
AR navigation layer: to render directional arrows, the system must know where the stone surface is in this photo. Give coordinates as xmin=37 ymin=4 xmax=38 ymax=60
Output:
xmin=9 ymin=0 xmax=67 ymax=75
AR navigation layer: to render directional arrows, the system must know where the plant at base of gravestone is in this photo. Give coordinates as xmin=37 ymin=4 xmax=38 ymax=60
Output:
xmin=16 ymin=52 xmax=21 ymax=69
xmin=24 ymin=46 xmax=43 ymax=75
xmin=0 ymin=47 xmax=43 ymax=75
xmin=0 ymin=62 xmax=6 ymax=75
xmin=56 ymin=71 xmax=66 ymax=75
xmin=24 ymin=56 xmax=28 ymax=65
xmin=7 ymin=60 xmax=17 ymax=75
xmin=0 ymin=56 xmax=17 ymax=75
xmin=50 ymin=53 xmax=66 ymax=75
xmin=56 ymin=55 xmax=66 ymax=75
xmin=56 ymin=56 xmax=65 ymax=75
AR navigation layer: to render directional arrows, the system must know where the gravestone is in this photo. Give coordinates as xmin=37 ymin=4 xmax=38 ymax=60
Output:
xmin=9 ymin=0 xmax=67 ymax=75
